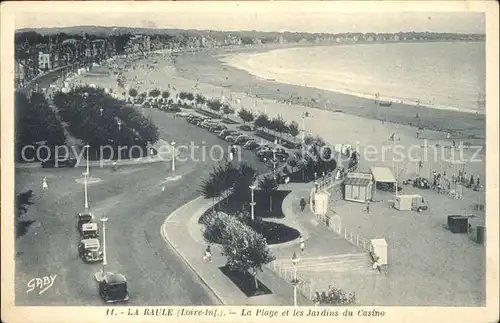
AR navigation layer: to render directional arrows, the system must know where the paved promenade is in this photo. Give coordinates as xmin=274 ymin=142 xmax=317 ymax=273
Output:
xmin=162 ymin=195 xmax=312 ymax=306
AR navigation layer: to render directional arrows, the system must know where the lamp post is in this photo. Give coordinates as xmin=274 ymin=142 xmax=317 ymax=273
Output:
xmin=249 ymin=184 xmax=256 ymax=221
xmin=117 ymin=120 xmax=122 ymax=131
xmin=170 ymin=141 xmax=176 ymax=172
xmin=291 ymin=252 xmax=300 ymax=306
xmin=301 ymin=112 xmax=310 ymax=143
xmin=83 ymin=145 xmax=90 ymax=209
xmin=94 ymin=217 xmax=108 ymax=282
xmin=99 ymin=107 xmax=103 ymax=116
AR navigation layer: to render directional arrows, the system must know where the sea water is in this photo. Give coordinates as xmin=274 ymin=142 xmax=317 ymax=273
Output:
xmin=223 ymin=41 xmax=486 ymax=114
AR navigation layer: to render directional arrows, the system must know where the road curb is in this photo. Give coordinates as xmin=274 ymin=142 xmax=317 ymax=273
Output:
xmin=160 ymin=197 xmax=226 ymax=305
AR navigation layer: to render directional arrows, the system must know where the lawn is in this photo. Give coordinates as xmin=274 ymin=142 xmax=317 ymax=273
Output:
xmin=199 ymin=192 xmax=300 ymax=245
xmin=219 ymin=265 xmax=272 ymax=297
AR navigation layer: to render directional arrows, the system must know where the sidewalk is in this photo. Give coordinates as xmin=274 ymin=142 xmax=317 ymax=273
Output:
xmin=161 ymin=196 xmax=311 ymax=305
xmin=15 ymin=139 xmax=173 ymax=169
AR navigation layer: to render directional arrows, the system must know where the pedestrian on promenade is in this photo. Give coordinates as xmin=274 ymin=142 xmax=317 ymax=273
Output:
xmin=42 ymin=177 xmax=48 ymax=190
xmin=365 ymin=201 xmax=371 ymax=214
xmin=299 ymin=236 xmax=305 ymax=253
xmin=284 ymin=176 xmax=290 ymax=184
xmin=469 ymin=175 xmax=474 ymax=188
xmin=203 ymin=245 xmax=212 ymax=263
xmin=300 ymin=197 xmax=306 ymax=212
xmin=416 ymin=129 xmax=420 ymax=139
xmin=418 ymin=160 xmax=423 ymax=173
xmin=112 ymin=161 xmax=117 ymax=171
xmin=447 ymin=132 xmax=451 ymax=140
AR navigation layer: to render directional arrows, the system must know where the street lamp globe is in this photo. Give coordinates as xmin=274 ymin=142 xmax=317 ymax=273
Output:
xmin=171 ymin=141 xmax=176 ymax=146
xmin=249 ymin=184 xmax=256 ymax=191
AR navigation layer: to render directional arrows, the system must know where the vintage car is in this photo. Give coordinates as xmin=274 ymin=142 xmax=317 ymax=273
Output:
xmin=99 ymin=273 xmax=130 ymax=303
xmin=77 ymin=212 xmax=95 ymax=233
xmin=78 ymin=238 xmax=103 ymax=263
xmin=81 ymin=222 xmax=99 ymax=239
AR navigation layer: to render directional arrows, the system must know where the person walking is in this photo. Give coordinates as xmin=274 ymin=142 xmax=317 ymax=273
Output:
xmin=299 ymin=236 xmax=305 ymax=253
xmin=300 ymin=197 xmax=306 ymax=212
xmin=203 ymin=245 xmax=212 ymax=263
xmin=42 ymin=177 xmax=48 ymax=190
xmin=416 ymin=129 xmax=420 ymax=139
xmin=365 ymin=201 xmax=371 ymax=214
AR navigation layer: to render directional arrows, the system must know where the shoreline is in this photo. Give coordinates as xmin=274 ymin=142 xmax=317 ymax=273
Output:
xmin=172 ymin=46 xmax=485 ymax=140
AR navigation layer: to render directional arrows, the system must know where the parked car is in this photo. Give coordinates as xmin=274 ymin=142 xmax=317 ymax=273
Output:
xmin=41 ymin=157 xmax=77 ymax=168
xmin=77 ymin=212 xmax=94 ymax=233
xmin=78 ymin=238 xmax=103 ymax=263
xmin=99 ymin=273 xmax=130 ymax=303
xmin=175 ymin=112 xmax=190 ymax=117
xmin=199 ymin=120 xmax=217 ymax=129
xmin=259 ymin=150 xmax=289 ymax=162
xmin=187 ymin=116 xmax=203 ymax=124
xmin=255 ymin=145 xmax=271 ymax=155
xmin=218 ymin=129 xmax=238 ymax=138
xmin=225 ymin=132 xmax=243 ymax=142
xmin=243 ymin=140 xmax=260 ymax=150
xmin=234 ymin=135 xmax=252 ymax=145
xmin=209 ymin=124 xmax=228 ymax=133
xmin=81 ymin=222 xmax=99 ymax=239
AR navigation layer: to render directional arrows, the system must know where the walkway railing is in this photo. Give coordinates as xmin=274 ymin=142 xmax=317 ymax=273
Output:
xmin=316 ymin=212 xmax=372 ymax=252
xmin=267 ymin=260 xmax=315 ymax=301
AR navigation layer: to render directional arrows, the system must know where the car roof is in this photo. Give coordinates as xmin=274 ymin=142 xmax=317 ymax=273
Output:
xmin=82 ymin=223 xmax=98 ymax=230
xmin=104 ymin=272 xmax=127 ymax=284
xmin=78 ymin=212 xmax=94 ymax=218
xmin=81 ymin=238 xmax=100 ymax=248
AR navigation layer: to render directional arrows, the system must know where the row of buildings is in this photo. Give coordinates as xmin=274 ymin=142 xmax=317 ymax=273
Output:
xmin=15 ymin=30 xmax=485 ymax=88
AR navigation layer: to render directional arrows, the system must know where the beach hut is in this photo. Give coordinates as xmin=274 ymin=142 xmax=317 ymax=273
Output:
xmin=370 ymin=238 xmax=388 ymax=265
xmin=343 ymin=173 xmax=373 ymax=203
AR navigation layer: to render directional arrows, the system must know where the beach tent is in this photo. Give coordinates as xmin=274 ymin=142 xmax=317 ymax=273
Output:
xmin=370 ymin=166 xmax=396 ymax=201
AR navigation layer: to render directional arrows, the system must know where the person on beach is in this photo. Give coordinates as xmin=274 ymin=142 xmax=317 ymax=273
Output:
xmin=365 ymin=201 xmax=371 ymax=214
xmin=390 ymin=133 xmax=395 ymax=141
xmin=416 ymin=129 xmax=420 ymax=139
xmin=447 ymin=132 xmax=451 ymax=140
xmin=469 ymin=175 xmax=474 ymax=188
xmin=418 ymin=160 xmax=423 ymax=173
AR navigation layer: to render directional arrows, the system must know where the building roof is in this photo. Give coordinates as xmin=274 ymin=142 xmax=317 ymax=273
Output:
xmin=344 ymin=177 xmax=372 ymax=186
xmin=370 ymin=166 xmax=396 ymax=183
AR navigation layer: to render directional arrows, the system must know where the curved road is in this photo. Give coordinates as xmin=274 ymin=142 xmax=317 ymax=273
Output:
xmin=15 ymin=107 xmax=269 ymax=305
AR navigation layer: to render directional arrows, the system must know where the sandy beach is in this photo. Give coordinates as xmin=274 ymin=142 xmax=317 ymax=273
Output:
xmin=65 ymin=46 xmax=485 ymax=184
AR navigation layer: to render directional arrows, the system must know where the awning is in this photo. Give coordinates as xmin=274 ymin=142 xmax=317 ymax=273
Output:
xmin=370 ymin=167 xmax=396 ymax=183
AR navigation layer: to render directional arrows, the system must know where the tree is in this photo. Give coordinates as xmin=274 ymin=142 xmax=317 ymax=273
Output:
xmin=203 ymin=211 xmax=275 ymax=291
xmin=195 ymin=94 xmax=206 ymax=106
xmin=254 ymin=113 xmax=270 ymax=129
xmin=128 ymin=88 xmax=138 ymax=98
xmin=222 ymin=104 xmax=235 ymax=116
xmin=238 ymin=108 xmax=255 ymax=126
xmin=207 ymin=99 xmax=222 ymax=113
xmin=223 ymin=218 xmax=275 ymax=290
xmin=288 ymin=121 xmax=300 ymax=143
xmin=200 ymin=160 xmax=240 ymax=202
xmin=149 ymin=88 xmax=161 ymax=98
xmin=313 ymin=286 xmax=356 ymax=306
xmin=161 ymin=91 xmax=170 ymax=101
xmin=232 ymin=162 xmax=258 ymax=203
xmin=270 ymin=115 xmax=287 ymax=137
xmin=258 ymin=175 xmax=278 ymax=212
xmin=15 ymin=190 xmax=36 ymax=239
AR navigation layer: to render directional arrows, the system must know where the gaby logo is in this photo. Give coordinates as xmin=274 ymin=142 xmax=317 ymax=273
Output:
xmin=26 ymin=274 xmax=57 ymax=295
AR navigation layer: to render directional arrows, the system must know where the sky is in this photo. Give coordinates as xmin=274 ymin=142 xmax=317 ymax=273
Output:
xmin=12 ymin=2 xmax=486 ymax=34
